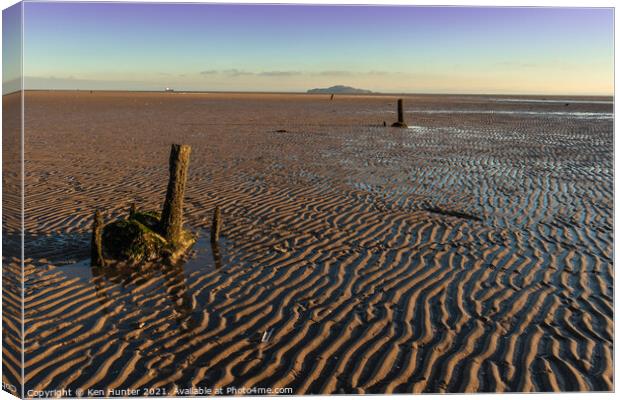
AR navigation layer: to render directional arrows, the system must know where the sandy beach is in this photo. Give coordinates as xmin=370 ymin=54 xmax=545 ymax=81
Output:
xmin=3 ymin=91 xmax=613 ymax=394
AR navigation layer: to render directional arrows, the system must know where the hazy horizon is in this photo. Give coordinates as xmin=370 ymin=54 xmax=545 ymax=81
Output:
xmin=2 ymin=87 xmax=615 ymax=98
xmin=3 ymin=3 xmax=614 ymax=95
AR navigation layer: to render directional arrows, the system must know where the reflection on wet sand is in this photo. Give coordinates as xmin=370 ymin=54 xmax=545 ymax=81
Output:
xmin=211 ymin=240 xmax=223 ymax=270
xmin=89 ymin=233 xmax=228 ymax=334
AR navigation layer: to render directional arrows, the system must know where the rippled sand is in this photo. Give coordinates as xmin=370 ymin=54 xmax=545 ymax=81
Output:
xmin=3 ymin=91 xmax=613 ymax=394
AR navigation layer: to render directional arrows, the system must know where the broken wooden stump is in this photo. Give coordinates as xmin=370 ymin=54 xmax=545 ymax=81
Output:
xmin=93 ymin=144 xmax=196 ymax=266
xmin=91 ymin=210 xmax=105 ymax=267
xmin=391 ymin=98 xmax=408 ymax=128
xmin=211 ymin=206 xmax=222 ymax=243
xmin=160 ymin=144 xmax=192 ymax=247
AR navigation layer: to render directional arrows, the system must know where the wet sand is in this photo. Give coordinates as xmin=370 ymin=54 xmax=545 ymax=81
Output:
xmin=4 ymin=91 xmax=613 ymax=393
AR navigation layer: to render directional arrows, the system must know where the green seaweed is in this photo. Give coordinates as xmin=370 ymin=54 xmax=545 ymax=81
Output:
xmin=101 ymin=210 xmax=195 ymax=264
xmin=131 ymin=210 xmax=161 ymax=231
xmin=102 ymin=214 xmax=167 ymax=263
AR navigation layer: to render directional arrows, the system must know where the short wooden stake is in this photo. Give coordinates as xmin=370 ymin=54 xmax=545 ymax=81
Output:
xmin=211 ymin=206 xmax=222 ymax=243
xmin=91 ymin=210 xmax=105 ymax=267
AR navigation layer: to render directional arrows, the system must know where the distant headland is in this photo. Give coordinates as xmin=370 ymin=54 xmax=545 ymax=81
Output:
xmin=307 ymin=85 xmax=372 ymax=94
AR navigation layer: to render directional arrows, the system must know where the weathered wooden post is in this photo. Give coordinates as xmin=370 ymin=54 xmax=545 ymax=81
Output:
xmin=211 ymin=205 xmax=222 ymax=243
xmin=391 ymin=99 xmax=408 ymax=128
xmin=91 ymin=210 xmax=105 ymax=267
xmin=160 ymin=144 xmax=191 ymax=246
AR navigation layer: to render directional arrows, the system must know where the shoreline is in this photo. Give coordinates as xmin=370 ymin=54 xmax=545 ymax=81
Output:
xmin=3 ymin=89 xmax=613 ymax=102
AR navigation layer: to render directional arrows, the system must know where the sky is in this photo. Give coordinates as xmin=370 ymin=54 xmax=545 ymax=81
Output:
xmin=5 ymin=2 xmax=615 ymax=94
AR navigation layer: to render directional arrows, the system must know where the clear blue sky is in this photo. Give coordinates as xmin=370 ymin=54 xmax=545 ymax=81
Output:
xmin=10 ymin=3 xmax=615 ymax=94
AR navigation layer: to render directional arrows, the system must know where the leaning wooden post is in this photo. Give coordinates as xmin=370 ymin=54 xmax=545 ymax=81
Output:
xmin=392 ymin=99 xmax=408 ymax=128
xmin=91 ymin=210 xmax=105 ymax=267
xmin=211 ymin=205 xmax=222 ymax=243
xmin=160 ymin=144 xmax=191 ymax=246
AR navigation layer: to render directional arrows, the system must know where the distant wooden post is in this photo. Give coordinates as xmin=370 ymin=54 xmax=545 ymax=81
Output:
xmin=160 ymin=144 xmax=191 ymax=246
xmin=129 ymin=203 xmax=136 ymax=218
xmin=391 ymin=99 xmax=408 ymax=128
xmin=330 ymin=94 xmax=335 ymax=101
xmin=211 ymin=205 xmax=222 ymax=243
xmin=91 ymin=210 xmax=105 ymax=267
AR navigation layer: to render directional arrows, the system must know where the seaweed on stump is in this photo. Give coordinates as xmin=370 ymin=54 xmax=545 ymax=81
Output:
xmin=211 ymin=206 xmax=222 ymax=243
xmin=391 ymin=99 xmax=408 ymax=128
xmin=102 ymin=214 xmax=167 ymax=263
xmin=160 ymin=144 xmax=192 ymax=247
xmin=91 ymin=210 xmax=105 ymax=267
